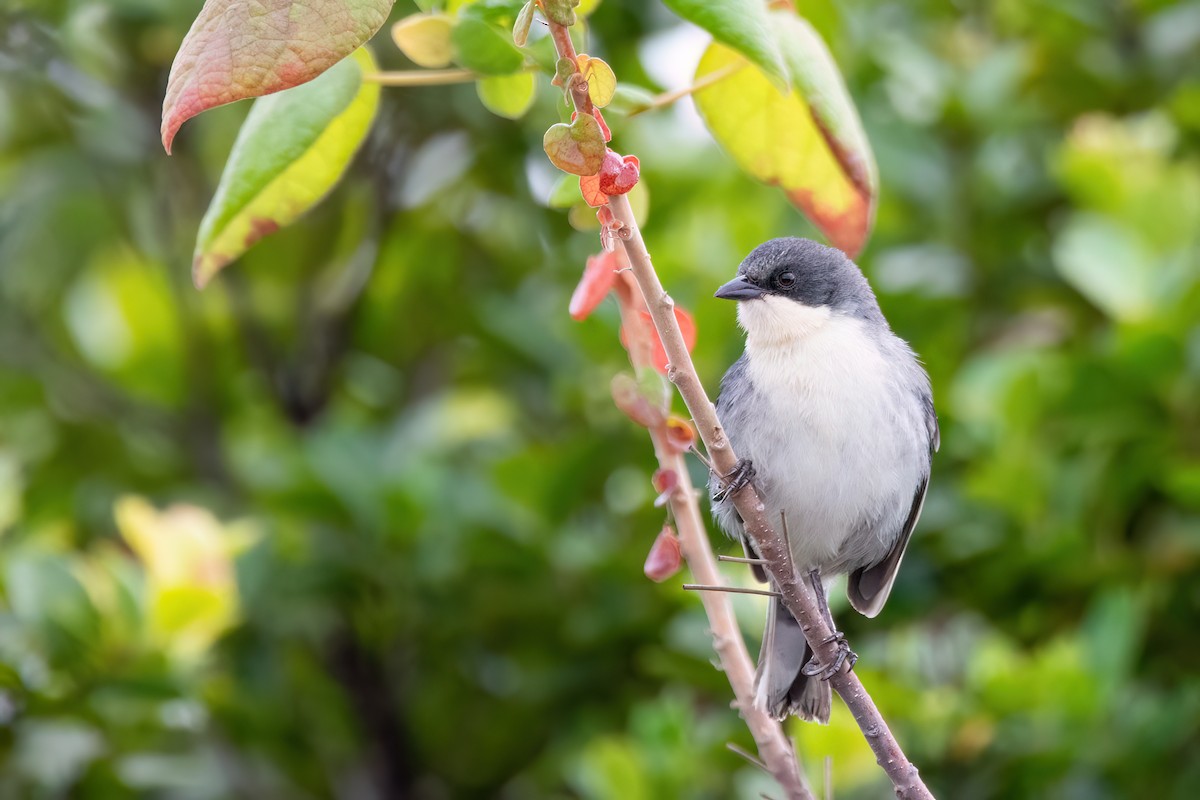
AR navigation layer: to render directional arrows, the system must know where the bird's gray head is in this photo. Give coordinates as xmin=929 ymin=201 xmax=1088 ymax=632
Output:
xmin=715 ymin=238 xmax=884 ymax=345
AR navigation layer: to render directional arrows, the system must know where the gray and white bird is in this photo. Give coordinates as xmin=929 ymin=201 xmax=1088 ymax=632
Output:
xmin=710 ymin=237 xmax=939 ymax=723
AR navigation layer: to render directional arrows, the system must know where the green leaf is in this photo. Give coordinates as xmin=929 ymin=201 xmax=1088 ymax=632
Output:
xmin=1052 ymin=213 xmax=1158 ymax=321
xmin=452 ymin=17 xmax=525 ymax=75
xmin=693 ymin=29 xmax=875 ymax=256
xmin=543 ymin=0 xmax=581 ymax=27
xmin=548 ymin=173 xmax=583 ymax=208
xmin=512 ymin=1 xmax=535 ymax=47
xmin=661 ymin=0 xmax=787 ymax=89
xmin=477 ymin=72 xmax=536 ymax=119
xmin=161 ymin=0 xmax=393 ymax=153
xmin=392 ymin=13 xmax=455 ymax=68
xmin=192 ymin=48 xmax=380 ymax=288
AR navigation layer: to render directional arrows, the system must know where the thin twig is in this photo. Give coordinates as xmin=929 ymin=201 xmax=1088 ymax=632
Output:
xmin=719 ymin=555 xmax=769 ymax=565
xmin=683 ymin=584 xmax=782 ymax=598
xmin=627 ymin=60 xmax=747 ymax=117
xmin=727 ymin=742 xmax=770 ymax=772
xmin=363 ymin=68 xmax=480 ymax=86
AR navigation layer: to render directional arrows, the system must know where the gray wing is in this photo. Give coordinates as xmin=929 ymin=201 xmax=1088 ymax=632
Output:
xmin=846 ymin=390 xmax=939 ymax=618
xmin=709 ymin=355 xmax=769 ymax=581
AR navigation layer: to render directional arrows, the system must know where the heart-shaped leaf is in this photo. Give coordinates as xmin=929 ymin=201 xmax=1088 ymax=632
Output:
xmin=543 ymin=113 xmax=606 ymax=176
xmin=192 ymin=48 xmax=380 ymax=287
xmin=161 ymin=0 xmax=392 ymax=153
xmin=693 ymin=12 xmax=877 ymax=257
xmin=392 ymin=13 xmax=455 ymax=68
xmin=577 ymin=54 xmax=617 ymax=108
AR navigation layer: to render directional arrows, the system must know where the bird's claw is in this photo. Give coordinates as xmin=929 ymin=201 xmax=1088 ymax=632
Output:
xmin=714 ymin=458 xmax=755 ymax=502
xmin=800 ymin=631 xmax=858 ymax=681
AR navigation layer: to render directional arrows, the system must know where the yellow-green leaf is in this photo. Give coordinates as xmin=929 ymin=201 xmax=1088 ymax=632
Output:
xmin=193 ymin=48 xmax=380 ymax=288
xmin=577 ymin=54 xmax=616 ymax=108
xmin=477 ymin=72 xmax=536 ymax=119
xmin=392 ymin=13 xmax=455 ymax=69
xmin=693 ymin=40 xmax=874 ymax=256
xmin=512 ymin=1 xmax=535 ymax=47
xmin=774 ymin=11 xmax=877 ymax=201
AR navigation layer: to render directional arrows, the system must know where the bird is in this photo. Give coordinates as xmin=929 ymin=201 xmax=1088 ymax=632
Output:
xmin=709 ymin=237 xmax=939 ymax=723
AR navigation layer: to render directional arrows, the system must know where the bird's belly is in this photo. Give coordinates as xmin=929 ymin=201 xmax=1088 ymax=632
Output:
xmin=737 ymin=321 xmax=922 ymax=573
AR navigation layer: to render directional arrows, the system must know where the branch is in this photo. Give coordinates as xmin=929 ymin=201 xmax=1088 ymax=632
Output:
xmin=545 ymin=19 xmax=813 ymax=800
xmin=611 ymin=270 xmax=812 ymax=800
xmin=363 ymin=64 xmax=540 ymax=87
xmin=545 ymin=18 xmax=935 ymax=800
xmin=625 ymin=60 xmax=747 ymax=118
xmin=363 ymin=68 xmax=481 ymax=86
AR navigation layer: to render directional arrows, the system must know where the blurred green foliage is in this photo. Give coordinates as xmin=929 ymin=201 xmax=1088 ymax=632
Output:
xmin=2 ymin=0 xmax=1200 ymax=798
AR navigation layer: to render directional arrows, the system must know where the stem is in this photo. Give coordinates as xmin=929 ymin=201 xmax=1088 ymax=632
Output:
xmin=363 ymin=68 xmax=482 ymax=86
xmin=626 ymin=60 xmax=747 ymax=118
xmin=545 ymin=21 xmax=814 ymax=800
xmin=545 ymin=18 xmax=935 ymax=800
xmin=650 ymin=424 xmax=813 ymax=800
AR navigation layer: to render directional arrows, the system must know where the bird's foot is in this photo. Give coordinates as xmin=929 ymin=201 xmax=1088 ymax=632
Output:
xmin=714 ymin=459 xmax=755 ymax=502
xmin=800 ymin=631 xmax=858 ymax=681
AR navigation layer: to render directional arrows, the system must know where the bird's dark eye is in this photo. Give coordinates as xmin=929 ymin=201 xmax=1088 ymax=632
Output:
xmin=776 ymin=271 xmax=796 ymax=289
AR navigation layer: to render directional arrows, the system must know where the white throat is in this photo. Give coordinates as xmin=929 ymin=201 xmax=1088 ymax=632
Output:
xmin=737 ymin=295 xmax=833 ymax=349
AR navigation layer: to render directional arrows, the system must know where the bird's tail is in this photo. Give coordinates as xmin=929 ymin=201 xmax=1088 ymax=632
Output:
xmin=754 ymin=596 xmax=831 ymax=724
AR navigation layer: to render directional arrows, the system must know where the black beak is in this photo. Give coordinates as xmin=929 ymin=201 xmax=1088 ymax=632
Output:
xmin=714 ymin=276 xmax=763 ymax=301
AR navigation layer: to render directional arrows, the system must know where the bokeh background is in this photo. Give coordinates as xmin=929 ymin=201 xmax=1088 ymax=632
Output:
xmin=3 ymin=0 xmax=1200 ymax=797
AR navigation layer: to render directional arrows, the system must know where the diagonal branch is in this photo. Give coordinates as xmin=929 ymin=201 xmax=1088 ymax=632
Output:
xmin=544 ymin=20 xmax=813 ymax=800
xmin=613 ymin=269 xmax=813 ymax=799
xmin=544 ymin=17 xmax=935 ymax=800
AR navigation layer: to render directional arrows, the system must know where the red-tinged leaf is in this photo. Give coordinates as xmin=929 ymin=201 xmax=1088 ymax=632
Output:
xmin=692 ymin=12 xmax=878 ymax=257
xmin=644 ymin=526 xmax=683 ymax=582
xmin=664 ymin=415 xmax=695 ymax=453
xmin=598 ymin=150 xmax=640 ymax=195
xmin=543 ymin=113 xmax=606 ymax=176
xmin=652 ymin=468 xmax=679 ymax=507
xmin=642 ymin=307 xmax=696 ymax=374
xmin=161 ymin=0 xmax=392 ymax=153
xmin=592 ymin=107 xmax=612 ymax=141
xmin=611 ymin=372 xmax=667 ymax=429
xmin=569 ymin=250 xmax=619 ymax=320
xmin=580 ymin=174 xmax=608 ymax=207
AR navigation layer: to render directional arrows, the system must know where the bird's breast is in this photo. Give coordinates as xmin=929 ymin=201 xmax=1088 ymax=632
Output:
xmin=732 ymin=313 xmax=924 ymax=571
